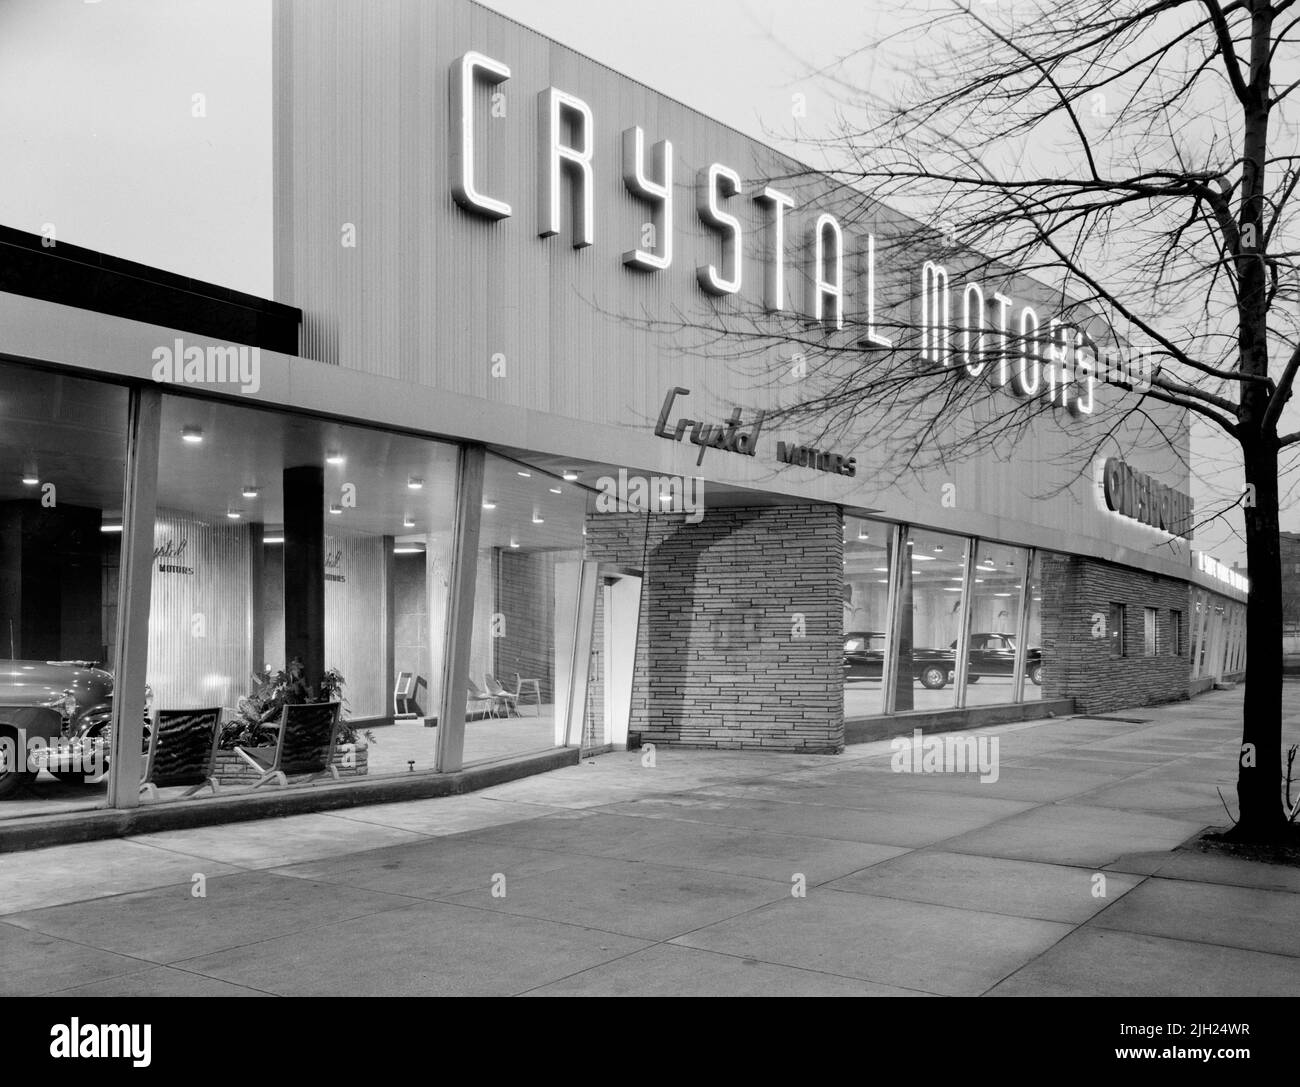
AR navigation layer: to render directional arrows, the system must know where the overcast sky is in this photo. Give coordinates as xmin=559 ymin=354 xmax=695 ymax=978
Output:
xmin=0 ymin=0 xmax=1283 ymax=564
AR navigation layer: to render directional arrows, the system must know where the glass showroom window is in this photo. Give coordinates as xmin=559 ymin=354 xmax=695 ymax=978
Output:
xmin=1021 ymin=552 xmax=1045 ymax=701
xmin=1109 ymin=603 xmax=1128 ymax=656
xmin=0 ymin=361 xmax=129 ymax=813
xmin=148 ymin=393 xmax=459 ymax=797
xmin=892 ymin=527 xmax=970 ymax=712
xmin=964 ymin=543 xmax=1030 ymax=707
xmin=843 ymin=517 xmax=895 ymax=718
xmin=464 ymin=455 xmax=587 ymax=766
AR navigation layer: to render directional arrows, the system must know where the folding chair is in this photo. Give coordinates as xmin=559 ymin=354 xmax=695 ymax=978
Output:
xmin=393 ymin=671 xmax=419 ymax=720
xmin=140 ymin=707 xmax=222 ymax=800
xmin=235 ymin=702 xmax=342 ymax=788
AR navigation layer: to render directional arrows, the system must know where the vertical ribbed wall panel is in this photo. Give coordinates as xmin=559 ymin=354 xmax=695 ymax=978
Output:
xmin=147 ymin=511 xmax=253 ymax=713
xmin=324 ymin=532 xmax=387 ymax=718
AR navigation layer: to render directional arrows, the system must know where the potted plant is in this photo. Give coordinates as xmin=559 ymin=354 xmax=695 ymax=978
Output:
xmin=217 ymin=658 xmax=374 ymax=781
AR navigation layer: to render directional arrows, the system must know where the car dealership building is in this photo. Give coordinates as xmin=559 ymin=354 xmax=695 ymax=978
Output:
xmin=0 ymin=0 xmax=1248 ymax=822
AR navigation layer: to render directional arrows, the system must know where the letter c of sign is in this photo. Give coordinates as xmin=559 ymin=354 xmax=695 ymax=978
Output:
xmin=1102 ymin=457 xmax=1124 ymax=512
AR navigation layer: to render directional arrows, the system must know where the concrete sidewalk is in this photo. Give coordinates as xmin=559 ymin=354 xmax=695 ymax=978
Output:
xmin=2 ymin=687 xmax=1298 ymax=996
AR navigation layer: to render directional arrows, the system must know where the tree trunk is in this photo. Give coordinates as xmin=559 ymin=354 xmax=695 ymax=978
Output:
xmin=1234 ymin=438 xmax=1287 ymax=839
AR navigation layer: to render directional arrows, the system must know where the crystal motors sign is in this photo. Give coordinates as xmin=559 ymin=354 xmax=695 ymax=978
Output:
xmin=1101 ymin=457 xmax=1194 ymax=539
xmin=447 ymin=50 xmax=1157 ymax=421
xmin=1195 ymin=551 xmax=1249 ymax=593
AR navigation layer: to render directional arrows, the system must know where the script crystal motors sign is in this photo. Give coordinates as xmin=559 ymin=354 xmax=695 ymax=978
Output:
xmin=1100 ymin=457 xmax=1194 ymax=539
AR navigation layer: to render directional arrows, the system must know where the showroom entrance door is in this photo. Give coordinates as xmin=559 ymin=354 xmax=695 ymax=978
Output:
xmin=558 ymin=563 xmax=642 ymax=753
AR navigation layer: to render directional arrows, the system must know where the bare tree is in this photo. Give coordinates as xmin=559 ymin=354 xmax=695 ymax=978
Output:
xmin=747 ymin=0 xmax=1300 ymax=840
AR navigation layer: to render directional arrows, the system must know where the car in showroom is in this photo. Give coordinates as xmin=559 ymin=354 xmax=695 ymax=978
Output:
xmin=0 ymin=659 xmax=149 ymax=797
xmin=844 ymin=631 xmax=1043 ymax=690
xmin=843 ymin=632 xmax=952 ymax=689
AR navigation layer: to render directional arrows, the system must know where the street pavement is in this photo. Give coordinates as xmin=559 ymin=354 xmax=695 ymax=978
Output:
xmin=1 ymin=685 xmax=1297 ymax=996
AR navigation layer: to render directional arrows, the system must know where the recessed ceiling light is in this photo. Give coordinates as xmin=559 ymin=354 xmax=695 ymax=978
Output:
xmin=326 ymin=451 xmax=345 ymax=465
xmin=407 ymin=477 xmax=423 ymax=490
xmin=242 ymin=485 xmax=259 ymax=499
xmin=329 ymin=504 xmax=343 ymax=515
xmin=181 ymin=426 xmax=203 ymax=444
xmin=562 ymin=470 xmax=579 ymax=482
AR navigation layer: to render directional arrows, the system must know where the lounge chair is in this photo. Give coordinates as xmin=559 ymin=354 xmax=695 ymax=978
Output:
xmin=140 ymin=707 xmax=222 ymax=800
xmin=484 ymin=674 xmax=519 ymax=717
xmin=235 ymin=701 xmax=342 ymax=788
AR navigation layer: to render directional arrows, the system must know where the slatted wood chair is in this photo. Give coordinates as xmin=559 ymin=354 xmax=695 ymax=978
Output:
xmin=139 ymin=707 xmax=223 ymax=800
xmin=235 ymin=701 xmax=342 ymax=788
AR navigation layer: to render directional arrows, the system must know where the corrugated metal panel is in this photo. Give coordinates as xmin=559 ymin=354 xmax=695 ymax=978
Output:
xmin=324 ymin=531 xmax=387 ymax=718
xmin=147 ymin=511 xmax=252 ymax=713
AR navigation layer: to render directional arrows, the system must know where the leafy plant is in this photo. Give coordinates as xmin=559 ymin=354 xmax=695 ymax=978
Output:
xmin=220 ymin=658 xmax=374 ymax=749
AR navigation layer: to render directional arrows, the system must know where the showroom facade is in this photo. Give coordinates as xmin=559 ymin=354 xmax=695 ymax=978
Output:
xmin=0 ymin=0 xmax=1248 ymax=819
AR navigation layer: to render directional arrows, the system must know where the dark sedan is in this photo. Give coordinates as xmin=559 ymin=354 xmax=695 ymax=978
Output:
xmin=844 ymin=631 xmax=1043 ymax=690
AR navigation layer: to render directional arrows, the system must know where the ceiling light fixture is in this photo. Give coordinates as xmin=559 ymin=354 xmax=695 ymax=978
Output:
xmin=21 ymin=473 xmax=38 ymax=486
xmin=329 ymin=504 xmax=343 ymax=515
xmin=550 ymin=487 xmax=562 ymax=495
xmin=407 ymin=477 xmax=424 ymax=490
xmin=226 ymin=509 xmax=243 ymax=520
xmin=562 ymin=470 xmax=579 ymax=482
xmin=403 ymin=516 xmax=415 ymax=529
xmin=482 ymin=500 xmax=497 ymax=510
xmin=242 ymin=485 xmax=259 ymax=499
xmin=181 ymin=426 xmax=203 ymax=444
xmin=517 ymin=470 xmax=531 ymax=478
xmin=326 ymin=451 xmax=345 ymax=465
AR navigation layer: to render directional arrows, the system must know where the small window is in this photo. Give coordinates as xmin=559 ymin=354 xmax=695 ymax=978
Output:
xmin=1109 ymin=602 xmax=1127 ymax=656
xmin=1143 ymin=607 xmax=1158 ymax=656
xmin=1171 ymin=610 xmax=1184 ymax=656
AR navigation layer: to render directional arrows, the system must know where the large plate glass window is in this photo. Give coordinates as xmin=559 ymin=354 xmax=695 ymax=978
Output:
xmin=0 ymin=362 xmax=128 ymax=815
xmin=843 ymin=517 xmax=893 ymax=718
xmin=964 ymin=543 xmax=1029 ymax=707
xmin=895 ymin=527 xmax=969 ymax=711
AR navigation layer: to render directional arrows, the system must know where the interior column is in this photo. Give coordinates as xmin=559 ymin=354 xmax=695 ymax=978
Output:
xmin=283 ymin=464 xmax=325 ymax=682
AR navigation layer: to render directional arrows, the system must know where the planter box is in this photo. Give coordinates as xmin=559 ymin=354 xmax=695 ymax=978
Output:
xmin=213 ymin=743 xmax=368 ymax=784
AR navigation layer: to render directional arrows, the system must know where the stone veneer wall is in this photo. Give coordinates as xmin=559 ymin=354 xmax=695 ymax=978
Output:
xmin=1041 ymin=554 xmax=1191 ymax=714
xmin=584 ymin=504 xmax=844 ymax=753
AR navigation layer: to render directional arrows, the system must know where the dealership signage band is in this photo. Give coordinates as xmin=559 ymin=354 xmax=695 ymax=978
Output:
xmin=1102 ymin=458 xmax=1194 ymax=539
xmin=655 ymin=387 xmax=856 ymax=476
xmin=448 ymin=50 xmax=1165 ymax=422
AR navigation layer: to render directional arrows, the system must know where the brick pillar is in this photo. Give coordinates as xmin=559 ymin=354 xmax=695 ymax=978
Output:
xmin=584 ymin=503 xmax=844 ymax=753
